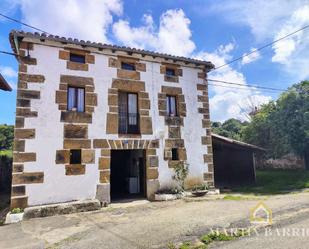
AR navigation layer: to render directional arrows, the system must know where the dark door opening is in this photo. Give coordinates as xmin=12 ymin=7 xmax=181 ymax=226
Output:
xmin=111 ymin=149 xmax=146 ymax=201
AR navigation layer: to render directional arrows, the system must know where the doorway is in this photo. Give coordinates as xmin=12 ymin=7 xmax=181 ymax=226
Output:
xmin=110 ymin=149 xmax=146 ymax=201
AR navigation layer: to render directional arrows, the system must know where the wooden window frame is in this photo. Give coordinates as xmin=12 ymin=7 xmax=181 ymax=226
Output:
xmin=67 ymin=86 xmax=85 ymax=112
xmin=118 ymin=91 xmax=140 ymax=134
xmin=166 ymin=95 xmax=178 ymax=117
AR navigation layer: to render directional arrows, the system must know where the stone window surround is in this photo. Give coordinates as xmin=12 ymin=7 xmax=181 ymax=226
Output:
xmin=55 ymin=75 xmax=97 ymax=176
xmin=160 ymin=62 xmax=183 ymax=83
xmin=59 ymin=47 xmax=95 ymax=71
xmin=107 ymin=57 xmax=152 ymax=136
xmin=158 ymin=86 xmax=187 ymax=169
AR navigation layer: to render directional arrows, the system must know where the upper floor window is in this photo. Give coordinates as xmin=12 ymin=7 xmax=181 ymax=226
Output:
xmin=118 ymin=92 xmax=139 ymax=134
xmin=166 ymin=95 xmax=177 ymax=117
xmin=121 ymin=62 xmax=135 ymax=71
xmin=70 ymin=53 xmax=85 ymax=64
xmin=70 ymin=149 xmax=81 ymax=164
xmin=68 ymin=86 xmax=85 ymax=112
xmin=166 ymin=68 xmax=176 ymax=76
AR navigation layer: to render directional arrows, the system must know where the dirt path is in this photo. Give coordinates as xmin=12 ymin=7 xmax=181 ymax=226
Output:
xmin=0 ymin=192 xmax=308 ymax=249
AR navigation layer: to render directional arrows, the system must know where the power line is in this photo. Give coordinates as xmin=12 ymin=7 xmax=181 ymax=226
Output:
xmin=212 ymin=24 xmax=309 ymax=71
xmin=208 ymin=79 xmax=285 ymax=92
xmin=0 ymin=12 xmax=49 ymax=34
xmin=208 ymin=83 xmax=282 ymax=93
xmin=0 ymin=50 xmax=19 ymax=57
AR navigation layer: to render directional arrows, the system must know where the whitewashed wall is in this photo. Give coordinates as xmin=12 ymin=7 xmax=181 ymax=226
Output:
xmin=23 ymin=44 xmax=209 ymax=205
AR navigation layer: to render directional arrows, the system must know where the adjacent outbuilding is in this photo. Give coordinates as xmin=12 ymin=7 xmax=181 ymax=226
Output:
xmin=0 ymin=73 xmax=12 ymax=91
xmin=212 ymin=133 xmax=265 ymax=188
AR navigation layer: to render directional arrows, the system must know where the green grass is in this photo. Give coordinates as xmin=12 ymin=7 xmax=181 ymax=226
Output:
xmin=0 ymin=150 xmax=12 ymax=158
xmin=233 ymin=169 xmax=309 ymax=195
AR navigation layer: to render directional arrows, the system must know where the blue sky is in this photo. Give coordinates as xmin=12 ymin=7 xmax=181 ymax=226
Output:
xmin=1 ymin=0 xmax=309 ymax=124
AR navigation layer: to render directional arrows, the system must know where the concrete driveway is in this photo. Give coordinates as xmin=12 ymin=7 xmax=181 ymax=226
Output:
xmin=0 ymin=192 xmax=309 ymax=249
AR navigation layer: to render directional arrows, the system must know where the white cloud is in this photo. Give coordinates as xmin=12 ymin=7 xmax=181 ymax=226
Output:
xmin=208 ymin=0 xmax=307 ymax=41
xmin=0 ymin=66 xmax=17 ymax=78
xmin=271 ymin=5 xmax=309 ymax=78
xmin=208 ymin=0 xmax=309 ymax=79
xmin=194 ymin=44 xmax=271 ymax=122
xmin=113 ymin=9 xmax=195 ymax=56
xmin=241 ymin=48 xmax=261 ymax=65
xmin=15 ymin=0 xmax=123 ymax=43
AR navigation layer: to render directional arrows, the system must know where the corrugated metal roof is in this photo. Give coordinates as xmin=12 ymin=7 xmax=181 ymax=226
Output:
xmin=9 ymin=30 xmax=215 ymax=69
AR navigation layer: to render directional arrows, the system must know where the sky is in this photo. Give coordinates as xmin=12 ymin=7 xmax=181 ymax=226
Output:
xmin=0 ymin=0 xmax=309 ymax=124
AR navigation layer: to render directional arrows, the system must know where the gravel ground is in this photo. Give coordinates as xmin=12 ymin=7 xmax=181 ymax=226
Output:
xmin=0 ymin=192 xmax=308 ymax=249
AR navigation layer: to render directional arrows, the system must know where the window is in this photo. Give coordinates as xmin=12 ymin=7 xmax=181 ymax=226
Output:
xmin=118 ymin=92 xmax=139 ymax=134
xmin=171 ymin=148 xmax=179 ymax=160
xmin=70 ymin=149 xmax=81 ymax=164
xmin=68 ymin=87 xmax=85 ymax=112
xmin=166 ymin=95 xmax=177 ymax=117
xmin=70 ymin=53 xmax=85 ymax=64
xmin=166 ymin=68 xmax=176 ymax=76
xmin=121 ymin=62 xmax=135 ymax=71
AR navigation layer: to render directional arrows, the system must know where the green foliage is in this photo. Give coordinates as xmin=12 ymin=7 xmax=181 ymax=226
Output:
xmin=200 ymin=232 xmax=234 ymax=245
xmin=11 ymin=208 xmax=23 ymax=214
xmin=211 ymin=118 xmax=248 ymax=140
xmin=191 ymin=183 xmax=208 ymax=192
xmin=172 ymin=161 xmax=189 ymax=191
xmin=242 ymin=81 xmax=309 ymax=166
xmin=0 ymin=124 xmax=14 ymax=151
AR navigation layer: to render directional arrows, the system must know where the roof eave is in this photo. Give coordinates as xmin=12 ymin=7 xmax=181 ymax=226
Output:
xmin=9 ymin=30 xmax=215 ymax=69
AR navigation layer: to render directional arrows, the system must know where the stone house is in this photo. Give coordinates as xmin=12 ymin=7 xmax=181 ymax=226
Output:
xmin=9 ymin=30 xmax=215 ymax=209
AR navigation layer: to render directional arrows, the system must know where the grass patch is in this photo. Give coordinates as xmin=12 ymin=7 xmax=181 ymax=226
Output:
xmin=233 ymin=169 xmax=309 ymax=195
xmin=174 ymin=230 xmax=250 ymax=249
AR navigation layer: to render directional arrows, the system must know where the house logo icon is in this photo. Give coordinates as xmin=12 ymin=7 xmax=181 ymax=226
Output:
xmin=250 ymin=202 xmax=272 ymax=225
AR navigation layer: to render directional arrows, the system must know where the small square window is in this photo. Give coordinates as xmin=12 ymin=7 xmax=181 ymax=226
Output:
xmin=166 ymin=68 xmax=176 ymax=76
xmin=70 ymin=53 xmax=85 ymax=64
xmin=70 ymin=149 xmax=81 ymax=164
xmin=121 ymin=62 xmax=135 ymax=71
xmin=171 ymin=148 xmax=179 ymax=161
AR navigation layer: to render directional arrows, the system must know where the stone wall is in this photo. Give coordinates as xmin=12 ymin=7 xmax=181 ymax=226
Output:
xmin=11 ymin=41 xmax=45 ymax=209
xmin=10 ymin=38 xmax=214 ymax=208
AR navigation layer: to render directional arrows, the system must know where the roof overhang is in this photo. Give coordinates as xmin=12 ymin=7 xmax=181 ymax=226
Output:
xmin=212 ymin=133 xmax=265 ymax=152
xmin=9 ymin=30 xmax=215 ymax=70
xmin=0 ymin=73 xmax=12 ymax=91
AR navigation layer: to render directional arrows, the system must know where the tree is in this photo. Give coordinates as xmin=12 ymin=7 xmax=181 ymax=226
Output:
xmin=0 ymin=125 xmax=14 ymax=151
xmin=211 ymin=119 xmax=248 ymax=140
xmin=276 ymin=81 xmax=309 ymax=169
xmin=242 ymin=81 xmax=309 ymax=169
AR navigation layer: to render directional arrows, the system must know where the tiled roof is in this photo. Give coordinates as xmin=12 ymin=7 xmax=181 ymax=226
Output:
xmin=9 ymin=30 xmax=215 ymax=69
